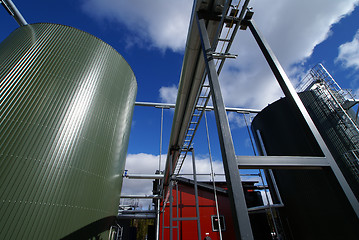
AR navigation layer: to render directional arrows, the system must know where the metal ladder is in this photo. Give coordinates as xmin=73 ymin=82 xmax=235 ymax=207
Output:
xmin=173 ymin=2 xmax=247 ymax=175
xmin=164 ymin=149 xmax=201 ymax=240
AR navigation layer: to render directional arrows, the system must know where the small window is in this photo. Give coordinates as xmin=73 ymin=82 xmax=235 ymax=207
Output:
xmin=211 ymin=215 xmax=226 ymax=232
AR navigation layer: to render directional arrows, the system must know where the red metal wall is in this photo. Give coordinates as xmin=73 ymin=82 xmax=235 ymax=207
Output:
xmin=159 ymin=182 xmax=235 ymax=240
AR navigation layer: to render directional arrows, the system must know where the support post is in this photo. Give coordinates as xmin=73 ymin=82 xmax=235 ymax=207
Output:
xmin=169 ymin=154 xmax=173 ymax=240
xmin=196 ymin=15 xmax=254 ymax=240
xmin=191 ymin=149 xmax=202 ymax=240
xmin=162 ymin=201 xmax=165 ymax=240
xmin=156 ymin=199 xmax=160 ymax=240
xmin=244 ymin=19 xmax=359 ymax=217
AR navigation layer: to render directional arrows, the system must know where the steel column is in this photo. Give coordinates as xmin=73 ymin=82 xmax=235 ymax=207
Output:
xmin=156 ymin=199 xmax=160 ymax=240
xmin=196 ymin=15 xmax=254 ymax=240
xmin=191 ymin=149 xmax=202 ymax=240
xmin=169 ymin=154 xmax=174 ymax=240
xmin=245 ymin=19 xmax=359 ymax=217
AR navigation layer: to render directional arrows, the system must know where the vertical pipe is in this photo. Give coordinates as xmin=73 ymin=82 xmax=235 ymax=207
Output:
xmin=156 ymin=199 xmax=160 ymax=240
xmin=191 ymin=149 xmax=202 ymax=240
xmin=162 ymin=202 xmax=165 ymax=240
xmin=256 ymin=130 xmax=283 ymax=205
xmin=196 ymin=15 xmax=254 ymax=240
xmin=204 ymin=111 xmax=223 ymax=240
xmin=169 ymin=154 xmax=173 ymax=240
xmin=176 ymin=183 xmax=180 ymax=240
xmin=159 ymin=107 xmax=164 ymax=172
xmin=246 ymin=19 xmax=359 ymax=217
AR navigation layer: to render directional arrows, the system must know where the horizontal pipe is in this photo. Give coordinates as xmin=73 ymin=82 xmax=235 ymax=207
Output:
xmin=135 ymin=101 xmax=260 ymax=113
xmin=248 ymin=204 xmax=284 ymax=212
xmin=175 ymin=173 xmax=225 ymax=176
xmin=118 ymin=210 xmax=156 ymax=214
xmin=117 ymin=214 xmax=156 ymax=219
xmin=123 ymin=173 xmax=164 ymax=179
xmin=172 ymin=217 xmax=199 ymax=221
xmin=120 ymin=194 xmax=161 ymax=199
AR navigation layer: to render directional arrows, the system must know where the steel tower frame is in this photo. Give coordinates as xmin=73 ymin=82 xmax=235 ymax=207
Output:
xmin=163 ymin=1 xmax=359 ymax=239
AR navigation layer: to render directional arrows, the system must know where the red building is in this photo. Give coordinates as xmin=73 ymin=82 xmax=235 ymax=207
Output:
xmin=159 ymin=177 xmax=271 ymax=240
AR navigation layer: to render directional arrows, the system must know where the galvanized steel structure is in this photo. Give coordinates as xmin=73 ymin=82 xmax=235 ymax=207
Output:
xmin=160 ymin=0 xmax=359 ymax=239
xmin=0 ymin=23 xmax=137 ymax=239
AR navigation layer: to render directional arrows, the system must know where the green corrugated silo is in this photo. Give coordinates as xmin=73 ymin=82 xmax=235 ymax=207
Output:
xmin=0 ymin=23 xmax=137 ymax=239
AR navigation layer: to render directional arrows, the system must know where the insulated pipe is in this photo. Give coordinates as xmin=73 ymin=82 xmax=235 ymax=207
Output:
xmin=163 ymin=0 xmax=227 ymax=189
xmin=1 ymin=0 xmax=27 ymax=26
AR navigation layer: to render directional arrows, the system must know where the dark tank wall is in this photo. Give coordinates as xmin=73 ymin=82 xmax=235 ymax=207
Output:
xmin=0 ymin=23 xmax=137 ymax=239
xmin=251 ymin=96 xmax=359 ymax=240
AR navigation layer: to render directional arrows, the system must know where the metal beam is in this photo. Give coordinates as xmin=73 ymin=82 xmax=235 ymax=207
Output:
xmin=237 ymin=156 xmax=329 ymax=169
xmin=197 ymin=15 xmax=254 ymax=240
xmin=123 ymin=173 xmax=164 ymax=179
xmin=135 ymin=101 xmax=261 ymax=113
xmin=191 ymin=149 xmax=201 ymax=240
xmin=248 ymin=204 xmax=284 ymax=212
xmin=120 ymin=195 xmax=161 ymax=199
xmin=119 ymin=210 xmax=156 ymax=214
xmin=172 ymin=217 xmax=198 ymax=221
xmin=244 ymin=18 xmax=359 ymax=217
xmin=117 ymin=213 xmax=156 ymax=219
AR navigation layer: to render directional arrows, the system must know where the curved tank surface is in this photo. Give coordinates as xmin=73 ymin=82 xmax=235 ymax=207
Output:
xmin=251 ymin=95 xmax=359 ymax=240
xmin=0 ymin=23 xmax=137 ymax=239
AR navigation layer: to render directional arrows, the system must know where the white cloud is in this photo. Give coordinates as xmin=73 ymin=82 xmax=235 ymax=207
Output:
xmin=121 ymin=153 xmax=226 ymax=208
xmin=159 ymin=84 xmax=178 ymax=103
xmin=82 ymin=0 xmax=359 ymax=110
xmin=121 ymin=153 xmax=165 ymax=209
xmin=218 ymin=0 xmax=359 ymax=109
xmin=121 ymin=153 xmax=262 ymax=209
xmin=336 ymin=29 xmax=359 ymax=70
xmin=122 ymin=153 xmax=165 ymax=195
xmin=121 ymin=153 xmax=225 ymax=197
xmin=81 ymin=0 xmax=193 ymax=52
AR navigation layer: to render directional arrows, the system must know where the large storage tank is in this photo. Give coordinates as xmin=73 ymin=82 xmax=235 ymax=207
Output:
xmin=0 ymin=23 xmax=137 ymax=239
xmin=251 ymin=93 xmax=359 ymax=239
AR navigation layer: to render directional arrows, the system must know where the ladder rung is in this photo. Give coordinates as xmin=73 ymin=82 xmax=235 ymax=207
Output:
xmin=218 ymin=38 xmax=231 ymax=42
xmin=173 ymin=217 xmax=199 ymax=221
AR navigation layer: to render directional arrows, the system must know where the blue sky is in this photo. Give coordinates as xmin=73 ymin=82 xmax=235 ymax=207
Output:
xmin=1 ymin=0 xmax=359 ymax=206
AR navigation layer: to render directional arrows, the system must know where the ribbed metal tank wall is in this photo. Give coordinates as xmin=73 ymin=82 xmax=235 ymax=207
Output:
xmin=0 ymin=23 xmax=137 ymax=239
xmin=251 ymin=95 xmax=359 ymax=240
